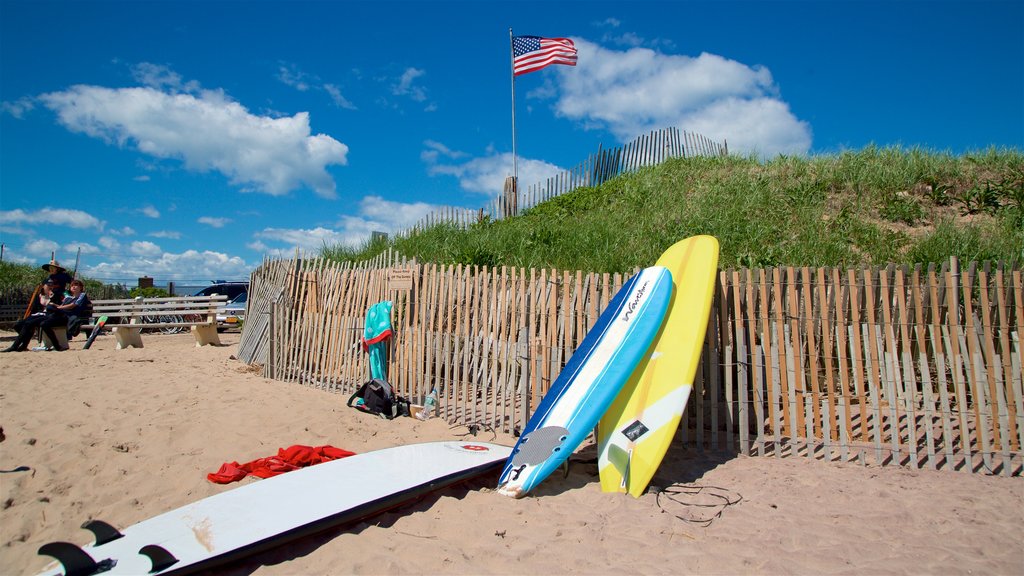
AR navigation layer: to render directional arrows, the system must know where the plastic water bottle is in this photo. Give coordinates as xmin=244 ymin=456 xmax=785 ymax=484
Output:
xmin=419 ymin=388 xmax=438 ymax=420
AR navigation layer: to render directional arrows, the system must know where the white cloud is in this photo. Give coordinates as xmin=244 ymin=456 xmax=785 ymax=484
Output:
xmin=23 ymin=239 xmax=61 ymax=257
xmin=0 ymin=207 xmax=104 ymax=230
xmin=592 ymin=23 xmax=675 ymax=51
xmin=131 ymin=62 xmax=200 ymax=93
xmin=341 ymin=195 xmax=444 ymax=235
xmin=254 ymin=226 xmax=353 ymax=252
xmin=0 ymin=225 xmax=32 ymax=236
xmin=251 ymin=195 xmax=444 ymax=253
xmin=39 ymin=81 xmax=349 ymax=198
xmin=392 ymin=67 xmax=427 ymax=102
xmin=98 ymin=236 xmax=120 ymax=250
xmin=64 ymin=242 xmax=101 ymax=255
xmin=149 ymin=230 xmax=181 ymax=239
xmin=1 ymin=96 xmax=35 ymax=119
xmin=0 ymin=245 xmax=87 ymax=267
xmin=324 ymin=84 xmax=356 ymax=110
xmin=420 ymin=140 xmax=468 ymax=164
xmin=610 ymin=32 xmax=647 ymax=48
xmin=544 ymin=39 xmax=811 ymax=157
xmin=424 ymin=146 xmax=563 ymax=197
xmin=277 ymin=64 xmax=312 ymax=91
xmin=140 ymin=205 xmax=160 ymax=218
xmin=277 ymin=62 xmax=357 ymax=110
xmin=256 ymin=246 xmax=303 ymax=260
xmin=129 ymin=240 xmax=162 ymax=257
xmin=6 ymin=242 xmax=96 ymax=268
xmin=82 ymin=249 xmax=251 ymax=282
xmin=198 ymin=216 xmax=231 ymax=228
xmin=680 ymin=97 xmax=813 ymax=158
xmin=108 ymin=226 xmax=136 ymax=236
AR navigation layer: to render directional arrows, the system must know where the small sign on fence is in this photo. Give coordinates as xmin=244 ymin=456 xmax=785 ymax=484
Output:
xmin=389 ymin=268 xmax=414 ymax=291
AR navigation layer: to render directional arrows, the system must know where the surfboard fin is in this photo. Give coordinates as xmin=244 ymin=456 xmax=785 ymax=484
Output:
xmin=82 ymin=520 xmax=124 ymax=546
xmin=139 ymin=544 xmax=179 ymax=573
xmin=620 ymin=448 xmax=633 ymax=490
xmin=604 ymin=444 xmax=629 ymax=492
xmin=38 ymin=541 xmax=115 ymax=576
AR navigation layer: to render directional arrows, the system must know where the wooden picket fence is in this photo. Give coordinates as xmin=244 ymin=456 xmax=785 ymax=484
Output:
xmin=706 ymin=260 xmax=1021 ymax=476
xmin=238 ymin=254 xmax=1022 ymax=476
xmin=398 ymin=127 xmax=727 ymax=236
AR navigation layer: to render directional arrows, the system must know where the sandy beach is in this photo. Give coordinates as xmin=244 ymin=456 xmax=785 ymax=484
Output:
xmin=1 ymin=330 xmax=1021 ymax=575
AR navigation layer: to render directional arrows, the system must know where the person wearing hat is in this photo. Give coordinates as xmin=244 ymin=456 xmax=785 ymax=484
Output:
xmin=42 ymin=259 xmax=73 ymax=299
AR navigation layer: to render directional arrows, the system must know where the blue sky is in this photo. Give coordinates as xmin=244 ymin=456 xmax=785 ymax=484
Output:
xmin=1 ymin=0 xmax=1021 ymax=285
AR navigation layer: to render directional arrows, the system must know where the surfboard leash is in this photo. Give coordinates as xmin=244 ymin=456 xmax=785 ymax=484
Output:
xmin=449 ymin=422 xmax=497 ymax=442
xmin=655 ymin=483 xmax=743 ymax=527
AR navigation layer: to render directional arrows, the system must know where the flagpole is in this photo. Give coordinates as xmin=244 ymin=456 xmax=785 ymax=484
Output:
xmin=509 ymin=27 xmax=518 ymax=189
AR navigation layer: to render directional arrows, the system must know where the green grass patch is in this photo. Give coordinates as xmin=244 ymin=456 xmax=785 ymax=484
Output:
xmin=325 ymin=146 xmax=1024 ymax=272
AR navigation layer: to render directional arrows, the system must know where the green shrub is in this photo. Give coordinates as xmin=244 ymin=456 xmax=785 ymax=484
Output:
xmin=129 ymin=287 xmax=170 ymax=298
xmin=0 ymin=261 xmax=47 ymax=291
xmin=879 ymin=192 xmax=925 ymax=225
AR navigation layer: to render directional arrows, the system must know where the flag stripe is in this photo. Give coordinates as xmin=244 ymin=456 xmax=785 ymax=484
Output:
xmin=516 ymin=55 xmax=578 ymax=76
xmin=513 ymin=36 xmax=578 ymax=76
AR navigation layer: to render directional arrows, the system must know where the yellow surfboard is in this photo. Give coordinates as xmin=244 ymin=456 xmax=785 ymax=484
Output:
xmin=597 ymin=235 xmax=719 ymax=497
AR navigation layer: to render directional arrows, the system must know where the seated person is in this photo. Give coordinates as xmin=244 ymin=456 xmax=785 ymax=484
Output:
xmin=4 ymin=282 xmax=62 ymax=352
xmin=54 ymin=279 xmax=91 ymax=339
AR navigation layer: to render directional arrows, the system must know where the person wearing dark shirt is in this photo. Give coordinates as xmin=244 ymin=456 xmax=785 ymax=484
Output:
xmin=55 ymin=279 xmax=91 ymax=339
xmin=42 ymin=259 xmax=73 ymax=299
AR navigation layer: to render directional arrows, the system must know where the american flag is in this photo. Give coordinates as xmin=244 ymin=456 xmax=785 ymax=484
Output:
xmin=513 ymin=36 xmax=578 ymax=76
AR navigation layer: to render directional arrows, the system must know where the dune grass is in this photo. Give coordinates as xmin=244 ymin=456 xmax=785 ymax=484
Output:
xmin=0 ymin=261 xmax=124 ymax=297
xmin=335 ymin=146 xmax=1022 ymax=273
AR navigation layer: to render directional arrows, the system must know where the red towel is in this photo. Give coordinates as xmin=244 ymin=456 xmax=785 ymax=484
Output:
xmin=207 ymin=445 xmax=356 ymax=484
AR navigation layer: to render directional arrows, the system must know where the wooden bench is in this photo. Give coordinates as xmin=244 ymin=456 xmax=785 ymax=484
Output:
xmin=84 ymin=295 xmax=229 ymax=349
xmin=0 ymin=303 xmax=27 ymax=326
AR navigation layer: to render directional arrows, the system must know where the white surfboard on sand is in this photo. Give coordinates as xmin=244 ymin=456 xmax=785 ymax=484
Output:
xmin=36 ymin=441 xmax=511 ymax=575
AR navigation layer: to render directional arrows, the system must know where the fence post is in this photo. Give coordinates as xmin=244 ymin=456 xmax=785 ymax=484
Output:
xmin=268 ymin=295 xmax=278 ymax=380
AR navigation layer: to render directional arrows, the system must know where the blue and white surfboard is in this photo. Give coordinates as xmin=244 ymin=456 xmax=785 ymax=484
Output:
xmin=496 ymin=266 xmax=673 ymax=498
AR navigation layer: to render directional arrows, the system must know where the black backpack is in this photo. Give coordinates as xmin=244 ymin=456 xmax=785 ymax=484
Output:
xmin=347 ymin=379 xmax=409 ymax=419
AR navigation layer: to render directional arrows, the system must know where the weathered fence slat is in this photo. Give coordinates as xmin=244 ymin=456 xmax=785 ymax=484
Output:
xmin=816 ymin=267 xmax=836 ymax=461
xmin=759 ymin=268 xmax=780 ymax=457
xmin=911 ymin=265 xmax=938 ymax=470
xmin=745 ymin=268 xmax=764 ymax=456
xmin=732 ymin=269 xmax=749 ymax=455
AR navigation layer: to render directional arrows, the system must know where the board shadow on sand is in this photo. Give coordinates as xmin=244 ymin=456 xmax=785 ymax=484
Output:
xmin=523 ymin=437 xmax=740 ymax=500
xmin=651 ymin=441 xmax=741 ymax=488
xmin=211 ymin=478 xmax=495 ymax=576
